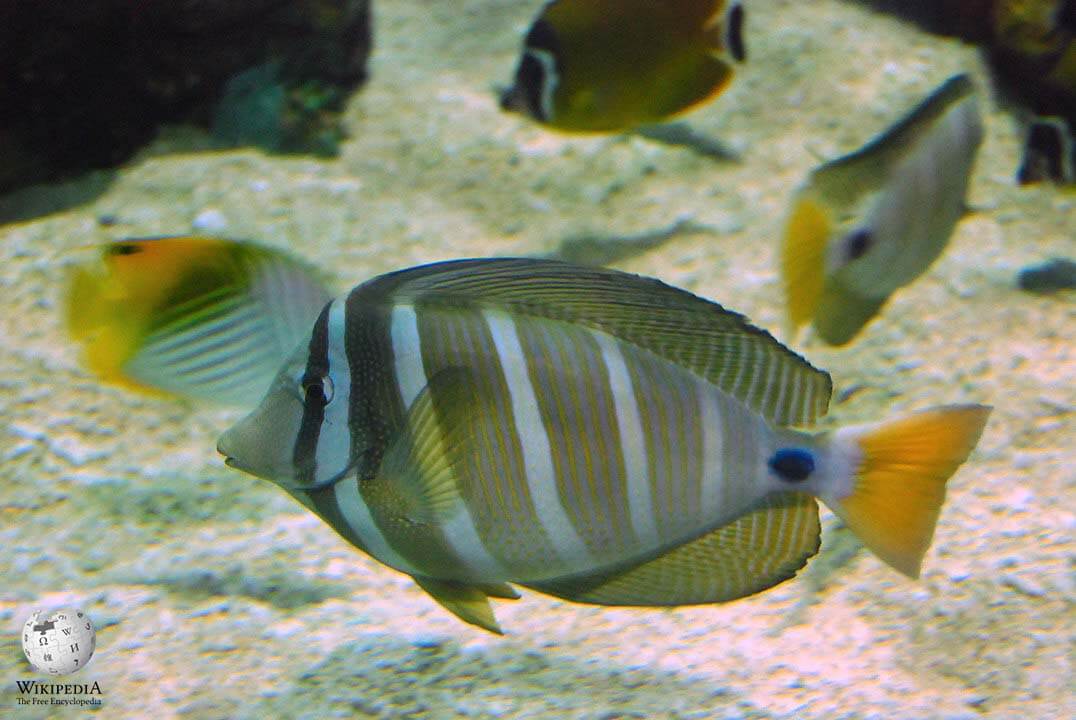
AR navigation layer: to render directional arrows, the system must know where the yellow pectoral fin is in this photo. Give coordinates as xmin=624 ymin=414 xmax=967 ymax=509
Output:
xmin=828 ymin=404 xmax=991 ymax=578
xmin=527 ymin=493 xmax=820 ymax=606
xmin=412 ymin=576 xmax=513 ymax=635
xmin=782 ymin=197 xmax=830 ymax=339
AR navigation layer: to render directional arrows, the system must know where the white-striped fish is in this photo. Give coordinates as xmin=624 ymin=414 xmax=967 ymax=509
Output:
xmin=218 ymin=258 xmax=990 ymax=633
xmin=782 ymin=74 xmax=983 ymax=346
xmin=65 ymin=235 xmax=332 ymax=406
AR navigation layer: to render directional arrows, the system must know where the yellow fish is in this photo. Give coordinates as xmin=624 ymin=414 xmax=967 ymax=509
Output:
xmin=781 ymin=74 xmax=984 ymax=346
xmin=66 ymin=235 xmax=331 ymax=405
xmin=218 ymin=258 xmax=990 ymax=633
xmin=500 ymin=0 xmax=746 ymax=133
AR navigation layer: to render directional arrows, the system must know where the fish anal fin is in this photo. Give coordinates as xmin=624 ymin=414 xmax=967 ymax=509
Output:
xmin=413 ymin=576 xmax=507 ymax=635
xmin=527 ymin=493 xmax=820 ymax=606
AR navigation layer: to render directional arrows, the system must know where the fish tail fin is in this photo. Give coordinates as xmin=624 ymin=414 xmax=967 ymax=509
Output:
xmin=823 ymin=404 xmax=991 ymax=578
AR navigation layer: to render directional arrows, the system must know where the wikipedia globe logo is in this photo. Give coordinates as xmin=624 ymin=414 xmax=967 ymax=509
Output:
xmin=21 ymin=608 xmax=96 ymax=675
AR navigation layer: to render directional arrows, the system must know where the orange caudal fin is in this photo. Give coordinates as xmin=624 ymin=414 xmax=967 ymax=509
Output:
xmin=825 ymin=404 xmax=991 ymax=578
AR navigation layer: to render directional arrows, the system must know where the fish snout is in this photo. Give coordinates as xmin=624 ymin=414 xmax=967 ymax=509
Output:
xmin=216 ymin=389 xmax=304 ymax=485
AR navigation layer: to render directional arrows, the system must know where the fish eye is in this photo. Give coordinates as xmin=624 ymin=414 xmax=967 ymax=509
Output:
xmin=844 ymin=228 xmax=873 ymax=261
xmin=301 ymin=372 xmax=334 ymax=405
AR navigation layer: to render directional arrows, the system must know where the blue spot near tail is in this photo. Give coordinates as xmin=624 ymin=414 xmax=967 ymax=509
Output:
xmin=769 ymin=448 xmax=815 ymax=483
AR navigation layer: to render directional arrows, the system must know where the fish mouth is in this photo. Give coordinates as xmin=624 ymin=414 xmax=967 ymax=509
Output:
xmin=216 ymin=436 xmax=243 ymax=471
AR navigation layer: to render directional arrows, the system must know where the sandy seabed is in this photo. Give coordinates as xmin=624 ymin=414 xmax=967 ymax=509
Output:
xmin=1 ymin=1 xmax=1073 ymax=718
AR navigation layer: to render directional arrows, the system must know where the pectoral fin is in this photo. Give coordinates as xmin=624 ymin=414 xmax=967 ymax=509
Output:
xmin=379 ymin=368 xmax=482 ymax=524
xmin=412 ymin=576 xmax=518 ymax=634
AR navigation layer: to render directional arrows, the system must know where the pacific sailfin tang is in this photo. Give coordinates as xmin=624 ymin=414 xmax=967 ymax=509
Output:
xmin=501 ymin=0 xmax=746 ymax=132
xmin=66 ymin=235 xmax=332 ymax=406
xmin=218 ymin=258 xmax=990 ymax=633
xmin=781 ymin=74 xmax=984 ymax=346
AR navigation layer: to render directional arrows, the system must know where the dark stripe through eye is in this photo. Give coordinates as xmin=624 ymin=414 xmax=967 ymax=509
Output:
xmin=293 ymin=302 xmax=333 ymax=484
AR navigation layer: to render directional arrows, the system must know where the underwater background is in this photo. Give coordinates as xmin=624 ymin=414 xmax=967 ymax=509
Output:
xmin=1 ymin=1 xmax=1072 ymax=718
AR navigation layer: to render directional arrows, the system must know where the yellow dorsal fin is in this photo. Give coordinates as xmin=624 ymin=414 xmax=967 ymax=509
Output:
xmin=781 ymin=196 xmax=831 ymax=340
xmin=412 ymin=576 xmax=508 ymax=635
xmin=826 ymin=404 xmax=991 ymax=578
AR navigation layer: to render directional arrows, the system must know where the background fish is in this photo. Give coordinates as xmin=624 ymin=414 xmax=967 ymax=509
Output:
xmin=781 ymin=74 xmax=984 ymax=346
xmin=65 ymin=235 xmax=332 ymax=405
xmin=500 ymin=0 xmax=746 ymax=132
xmin=218 ymin=258 xmax=990 ymax=633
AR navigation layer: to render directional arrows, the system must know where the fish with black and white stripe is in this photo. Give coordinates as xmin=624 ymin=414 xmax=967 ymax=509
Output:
xmin=217 ymin=258 xmax=990 ymax=634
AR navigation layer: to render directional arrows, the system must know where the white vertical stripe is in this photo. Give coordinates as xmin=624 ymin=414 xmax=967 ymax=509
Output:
xmin=389 ymin=304 xmax=426 ymax=408
xmin=697 ymin=379 xmax=725 ymax=522
xmin=387 ymin=303 xmax=506 ymax=579
xmin=593 ymin=330 xmax=659 ymax=550
xmin=441 ymin=508 xmax=506 ymax=580
xmin=483 ymin=310 xmax=593 ymax=571
xmin=334 ymin=477 xmax=416 ymax=574
xmin=315 ymin=300 xmax=352 ymax=485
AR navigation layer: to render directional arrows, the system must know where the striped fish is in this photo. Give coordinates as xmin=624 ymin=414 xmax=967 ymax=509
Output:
xmin=66 ymin=235 xmax=332 ymax=406
xmin=218 ymin=258 xmax=990 ymax=633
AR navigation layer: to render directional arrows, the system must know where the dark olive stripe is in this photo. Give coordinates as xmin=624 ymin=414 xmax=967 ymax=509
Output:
xmin=292 ymin=302 xmax=332 ymax=485
xmin=627 ymin=349 xmax=704 ymax=544
xmin=342 ymin=293 xmax=408 ymax=476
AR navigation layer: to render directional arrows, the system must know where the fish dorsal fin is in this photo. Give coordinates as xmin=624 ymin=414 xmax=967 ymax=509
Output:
xmin=378 ymin=368 xmax=480 ymax=524
xmin=411 ymin=576 xmax=510 ymax=635
xmin=526 ymin=493 xmax=820 ymax=606
xmin=810 ymin=74 xmax=978 ymax=205
xmin=375 ymin=258 xmax=831 ymax=426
